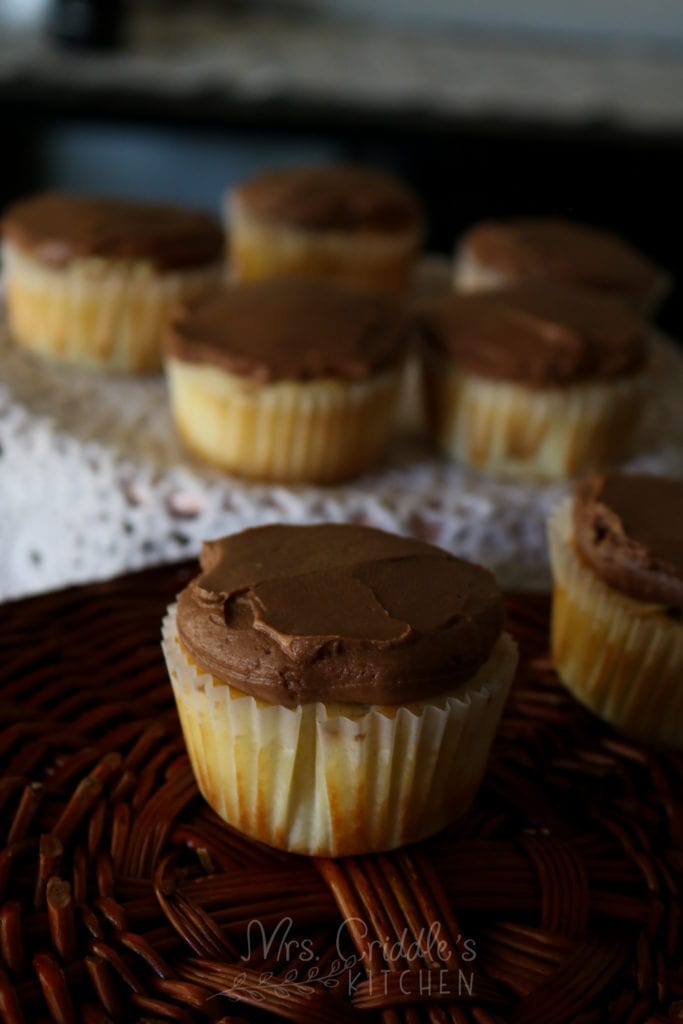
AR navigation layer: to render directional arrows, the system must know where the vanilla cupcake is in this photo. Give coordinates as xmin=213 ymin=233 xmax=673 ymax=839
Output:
xmin=1 ymin=192 xmax=223 ymax=372
xmin=454 ymin=218 xmax=668 ymax=316
xmin=548 ymin=474 xmax=683 ymax=749
xmin=419 ymin=284 xmax=648 ymax=480
xmin=165 ymin=280 xmax=409 ymax=483
xmin=227 ymin=165 xmax=424 ymax=293
xmin=162 ymin=523 xmax=517 ymax=856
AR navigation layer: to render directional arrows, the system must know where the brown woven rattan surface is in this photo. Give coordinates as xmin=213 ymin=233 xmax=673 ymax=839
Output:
xmin=1 ymin=562 xmax=682 ymax=1024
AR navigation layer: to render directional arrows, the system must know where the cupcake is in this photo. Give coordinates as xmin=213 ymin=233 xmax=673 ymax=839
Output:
xmin=1 ymin=192 xmax=223 ymax=372
xmin=165 ymin=279 xmax=409 ymax=483
xmin=161 ymin=523 xmax=517 ymax=856
xmin=454 ymin=218 xmax=668 ymax=316
xmin=227 ymin=165 xmax=424 ymax=293
xmin=419 ymin=284 xmax=648 ymax=480
xmin=548 ymin=473 xmax=683 ymax=749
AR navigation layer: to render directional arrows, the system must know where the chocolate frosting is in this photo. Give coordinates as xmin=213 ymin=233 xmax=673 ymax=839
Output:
xmin=2 ymin=192 xmax=223 ymax=270
xmin=176 ymin=524 xmax=504 ymax=706
xmin=573 ymin=473 xmax=683 ymax=609
xmin=462 ymin=218 xmax=666 ymax=311
xmin=234 ymin=165 xmax=424 ymax=234
xmin=166 ymin=280 xmax=410 ymax=382
xmin=419 ymin=284 xmax=646 ymax=386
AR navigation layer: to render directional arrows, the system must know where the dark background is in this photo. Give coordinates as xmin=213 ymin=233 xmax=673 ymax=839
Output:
xmin=2 ymin=6 xmax=681 ymax=336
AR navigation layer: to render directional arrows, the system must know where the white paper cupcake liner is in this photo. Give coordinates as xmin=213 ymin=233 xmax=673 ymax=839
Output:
xmin=422 ymin=350 xmax=646 ymax=480
xmin=226 ymin=196 xmax=420 ymax=293
xmin=548 ymin=498 xmax=683 ymax=749
xmin=165 ymin=357 xmax=402 ymax=483
xmin=2 ymin=241 xmax=223 ymax=373
xmin=162 ymin=605 xmax=517 ymax=856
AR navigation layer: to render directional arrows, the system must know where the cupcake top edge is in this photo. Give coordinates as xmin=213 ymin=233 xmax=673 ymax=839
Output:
xmin=166 ymin=279 xmax=411 ymax=382
xmin=231 ymin=164 xmax=424 ymax=235
xmin=573 ymin=472 xmax=683 ymax=609
xmin=175 ymin=522 xmax=504 ymax=707
xmin=459 ymin=217 xmax=667 ymax=311
xmin=1 ymin=192 xmax=224 ymax=270
xmin=418 ymin=284 xmax=647 ymax=386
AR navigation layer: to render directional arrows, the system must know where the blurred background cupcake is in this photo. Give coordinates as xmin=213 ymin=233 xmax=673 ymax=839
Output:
xmin=454 ymin=218 xmax=669 ymax=316
xmin=226 ymin=164 xmax=424 ymax=293
xmin=165 ymin=279 xmax=411 ymax=482
xmin=1 ymin=192 xmax=223 ymax=372
xmin=418 ymin=284 xmax=649 ymax=479
xmin=548 ymin=472 xmax=683 ymax=749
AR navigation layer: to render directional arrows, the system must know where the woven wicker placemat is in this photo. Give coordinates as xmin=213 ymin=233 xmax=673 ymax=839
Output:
xmin=1 ymin=563 xmax=682 ymax=1024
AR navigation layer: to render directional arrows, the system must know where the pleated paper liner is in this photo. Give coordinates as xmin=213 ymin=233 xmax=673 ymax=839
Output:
xmin=162 ymin=604 xmax=517 ymax=856
xmin=2 ymin=561 xmax=683 ymax=1022
xmin=422 ymin=349 xmax=646 ymax=480
xmin=165 ymin=356 xmax=403 ymax=482
xmin=2 ymin=241 xmax=222 ymax=373
xmin=548 ymin=497 xmax=683 ymax=750
xmin=227 ymin=197 xmax=420 ymax=293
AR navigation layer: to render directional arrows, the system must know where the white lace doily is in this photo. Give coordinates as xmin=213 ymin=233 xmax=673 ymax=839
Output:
xmin=1 ymin=279 xmax=682 ymax=602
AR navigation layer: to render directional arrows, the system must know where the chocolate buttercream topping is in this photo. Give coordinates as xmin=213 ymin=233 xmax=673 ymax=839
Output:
xmin=234 ymin=165 xmax=424 ymax=234
xmin=462 ymin=218 xmax=666 ymax=311
xmin=176 ymin=524 xmax=504 ymax=706
xmin=573 ymin=473 xmax=683 ymax=609
xmin=419 ymin=284 xmax=646 ymax=386
xmin=167 ymin=280 xmax=409 ymax=382
xmin=2 ymin=192 xmax=223 ymax=270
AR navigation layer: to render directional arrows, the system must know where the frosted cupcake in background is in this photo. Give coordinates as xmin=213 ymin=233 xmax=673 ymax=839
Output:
xmin=162 ymin=523 xmax=517 ymax=856
xmin=548 ymin=473 xmax=683 ymax=750
xmin=453 ymin=218 xmax=669 ymax=316
xmin=165 ymin=279 xmax=411 ymax=483
xmin=418 ymin=284 xmax=649 ymax=480
xmin=227 ymin=164 xmax=424 ymax=293
xmin=1 ymin=193 xmax=224 ymax=373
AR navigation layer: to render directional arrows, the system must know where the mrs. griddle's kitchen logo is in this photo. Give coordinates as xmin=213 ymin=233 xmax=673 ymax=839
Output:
xmin=212 ymin=915 xmax=478 ymax=1003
